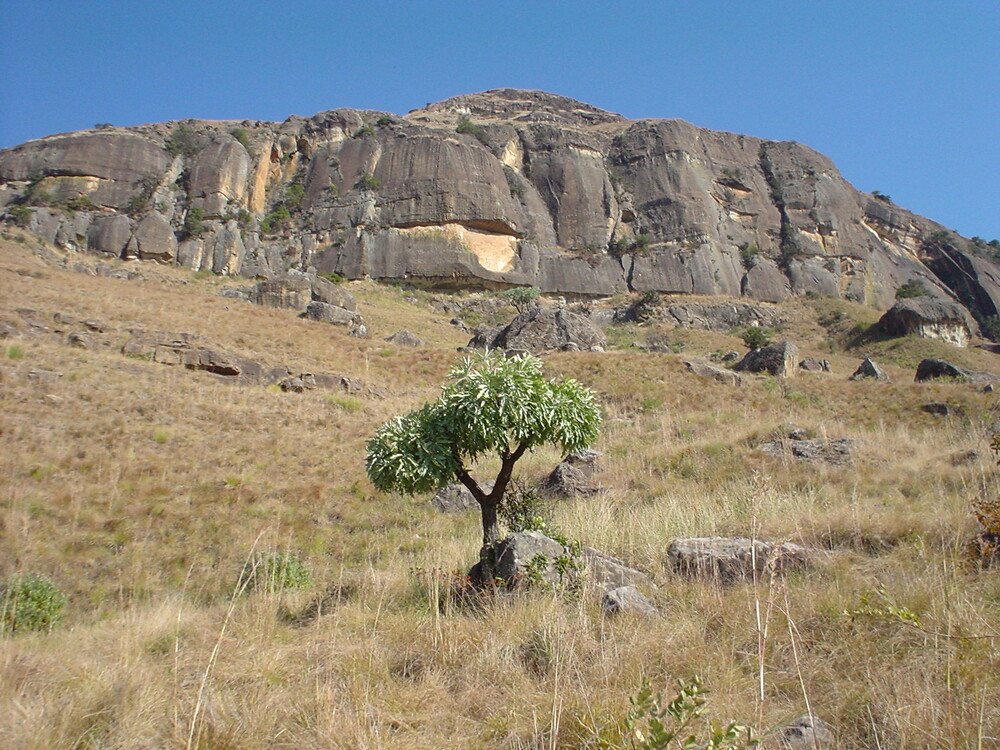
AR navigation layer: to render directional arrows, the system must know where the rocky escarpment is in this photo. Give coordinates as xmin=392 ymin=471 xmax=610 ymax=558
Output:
xmin=2 ymin=89 xmax=998 ymax=325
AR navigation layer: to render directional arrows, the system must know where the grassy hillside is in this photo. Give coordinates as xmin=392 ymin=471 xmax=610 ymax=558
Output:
xmin=1 ymin=233 xmax=998 ymax=749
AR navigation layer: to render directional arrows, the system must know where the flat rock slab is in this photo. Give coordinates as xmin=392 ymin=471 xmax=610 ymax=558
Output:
xmin=667 ymin=537 xmax=812 ymax=582
xmin=915 ymin=358 xmax=1000 ymax=384
xmin=759 ymin=436 xmax=853 ymax=466
xmin=602 ymin=585 xmax=656 ymax=616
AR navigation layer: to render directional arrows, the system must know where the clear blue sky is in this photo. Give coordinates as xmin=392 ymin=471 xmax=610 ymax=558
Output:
xmin=1 ymin=1 xmax=997 ymax=238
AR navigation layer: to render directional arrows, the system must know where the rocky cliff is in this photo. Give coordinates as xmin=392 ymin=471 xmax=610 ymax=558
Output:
xmin=2 ymin=89 xmax=998 ymax=325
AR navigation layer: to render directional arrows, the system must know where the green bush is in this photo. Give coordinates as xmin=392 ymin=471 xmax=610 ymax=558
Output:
xmin=165 ymin=125 xmax=200 ymax=158
xmin=318 ymin=271 xmax=346 ymax=284
xmin=240 ymin=551 xmax=312 ymax=594
xmin=983 ymin=316 xmax=1000 ymax=343
xmin=65 ymin=194 xmax=97 ymax=212
xmin=260 ymin=205 xmax=291 ymax=235
xmin=741 ymin=326 xmax=772 ymax=350
xmin=182 ymin=206 xmax=205 ymax=238
xmin=456 ymin=116 xmax=488 ymax=144
xmin=630 ymin=290 xmax=661 ymax=323
xmin=739 ymin=242 xmax=759 ymax=269
xmin=284 ymin=181 xmax=305 ymax=211
xmin=895 ymin=279 xmax=930 ymax=299
xmin=6 ymin=345 xmax=24 ymax=360
xmin=499 ymin=480 xmax=548 ymax=534
xmin=354 ymin=125 xmax=375 ymax=139
xmin=358 ymin=172 xmax=380 ymax=191
xmin=1 ymin=573 xmax=67 ymax=634
xmin=501 ymin=286 xmax=540 ymax=310
xmin=24 ymin=176 xmax=53 ymax=207
xmin=375 ymin=115 xmax=394 ymax=127
xmin=7 ymin=205 xmax=32 ymax=227
xmin=229 ymin=127 xmax=251 ymax=150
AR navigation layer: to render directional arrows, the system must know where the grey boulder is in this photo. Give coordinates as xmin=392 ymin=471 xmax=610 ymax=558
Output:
xmin=667 ymin=537 xmax=812 ymax=582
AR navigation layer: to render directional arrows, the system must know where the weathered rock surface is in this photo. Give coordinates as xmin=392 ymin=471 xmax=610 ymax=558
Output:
xmin=850 ymin=356 xmax=889 ymax=381
xmin=772 ymin=715 xmax=835 ymax=749
xmin=876 ymin=297 xmax=974 ymax=347
xmin=4 ymin=89 xmax=996 ymax=326
xmin=734 ymin=340 xmax=798 ymax=378
xmin=602 ymin=585 xmax=657 ymax=616
xmin=581 ymin=547 xmax=652 ymax=589
xmin=385 ymin=330 xmax=423 ymax=347
xmin=759 ymin=432 xmax=853 ymax=465
xmin=922 ymin=402 xmax=962 ymax=417
xmin=430 ymin=481 xmax=493 ymax=513
xmin=469 ymin=306 xmax=605 ymax=353
xmin=683 ymin=358 xmax=743 ymax=386
xmin=667 ymin=537 xmax=812 ymax=582
xmin=798 ymin=357 xmax=830 ymax=372
xmin=539 ymin=450 xmax=601 ymax=497
xmin=474 ymin=531 xmax=571 ymax=588
xmin=915 ymin=358 xmax=1000 ymax=384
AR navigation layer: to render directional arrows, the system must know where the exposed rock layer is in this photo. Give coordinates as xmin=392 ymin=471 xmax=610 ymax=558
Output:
xmin=2 ymin=89 xmax=997 ymax=324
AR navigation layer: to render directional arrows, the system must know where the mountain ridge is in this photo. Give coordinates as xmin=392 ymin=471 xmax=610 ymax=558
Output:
xmin=1 ymin=89 xmax=998 ymax=330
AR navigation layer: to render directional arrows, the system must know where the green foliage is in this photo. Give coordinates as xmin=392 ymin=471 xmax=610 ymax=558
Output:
xmin=229 ymin=127 xmax=251 ymax=150
xmin=609 ymin=234 xmax=652 ymax=260
xmin=983 ymin=316 xmax=1000 ymax=343
xmin=260 ymin=205 xmax=291 ymax=235
xmin=456 ymin=116 xmax=488 ymax=144
xmin=1 ymin=573 xmax=67 ymax=634
xmin=738 ymin=242 xmax=759 ymax=269
xmin=7 ymin=204 xmax=32 ymax=227
xmin=895 ymin=279 xmax=930 ymax=299
xmin=327 ymin=394 xmax=362 ymax=413
xmin=498 ymin=480 xmax=548 ymax=534
xmin=318 ymin=271 xmax=346 ymax=284
xmin=740 ymin=326 xmax=772 ymax=350
xmin=630 ymin=291 xmax=661 ymax=323
xmin=24 ymin=176 xmax=53 ymax=207
xmin=501 ymin=286 xmax=540 ymax=310
xmin=284 ymin=180 xmax=305 ymax=211
xmin=6 ymin=345 xmax=24 ymax=360
xmin=354 ymin=125 xmax=375 ymax=139
xmin=165 ymin=125 xmax=200 ymax=158
xmin=366 ymin=351 xmax=602 ymax=495
xmin=871 ymin=190 xmax=892 ymax=203
xmin=182 ymin=206 xmax=205 ymax=238
xmin=358 ymin=172 xmax=380 ymax=191
xmin=240 ymin=551 xmax=312 ymax=594
xmin=622 ymin=677 xmax=757 ymax=750
xmin=375 ymin=115 xmax=395 ymax=127
xmin=65 ymin=194 xmax=97 ymax=212
xmin=126 ymin=176 xmax=159 ymax=217
xmin=844 ymin=587 xmax=922 ymax=628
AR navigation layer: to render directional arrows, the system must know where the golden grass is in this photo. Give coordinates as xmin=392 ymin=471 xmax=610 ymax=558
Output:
xmin=1 ymin=235 xmax=999 ymax=748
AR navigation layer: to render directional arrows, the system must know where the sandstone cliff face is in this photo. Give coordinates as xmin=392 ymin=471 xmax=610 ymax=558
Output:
xmin=1 ymin=89 xmax=997 ymax=325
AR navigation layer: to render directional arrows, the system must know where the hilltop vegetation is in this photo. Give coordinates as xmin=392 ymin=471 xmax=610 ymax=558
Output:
xmin=1 ymin=232 xmax=999 ymax=749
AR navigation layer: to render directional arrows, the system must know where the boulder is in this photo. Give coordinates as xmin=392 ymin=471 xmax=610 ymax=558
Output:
xmin=385 ymin=330 xmax=423 ymax=347
xmin=431 ymin=481 xmax=493 ymax=513
xmin=876 ymin=297 xmax=973 ymax=347
xmin=302 ymin=301 xmax=359 ymax=326
xmin=472 ymin=530 xmax=573 ymax=588
xmin=127 ymin=212 xmax=177 ymax=263
xmin=683 ymin=358 xmax=743 ymax=386
xmin=250 ymin=276 xmax=313 ymax=310
xmin=798 ymin=358 xmax=830 ymax=372
xmin=581 ymin=547 xmax=652 ymax=589
xmin=539 ymin=450 xmax=601 ymax=498
xmin=67 ymin=332 xmax=93 ymax=349
xmin=469 ymin=306 xmax=605 ymax=354
xmin=310 ymin=276 xmax=357 ymax=311
xmin=850 ymin=357 xmax=889 ymax=381
xmin=86 ymin=214 xmax=132 ymax=257
xmin=759 ymin=430 xmax=853 ymax=465
xmin=734 ymin=340 xmax=798 ymax=378
xmin=666 ymin=537 xmax=812 ymax=582
xmin=921 ymin=402 xmax=962 ymax=417
xmin=601 ymin=585 xmax=657 ymax=616
xmin=773 ymin=715 xmax=835 ymax=749
xmin=915 ymin=358 xmax=1000 ymax=384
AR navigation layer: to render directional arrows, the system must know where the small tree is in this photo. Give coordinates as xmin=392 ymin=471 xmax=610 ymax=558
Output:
xmin=366 ymin=352 xmax=601 ymax=551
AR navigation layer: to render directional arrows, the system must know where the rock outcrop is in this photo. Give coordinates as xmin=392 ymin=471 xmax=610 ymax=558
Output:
xmin=683 ymin=358 xmax=743 ymax=386
xmin=914 ymin=358 xmax=1000 ymax=384
xmin=876 ymin=297 xmax=974 ymax=347
xmin=667 ymin=537 xmax=812 ymax=582
xmin=3 ymin=89 xmax=997 ymax=326
xmin=850 ymin=357 xmax=889 ymax=382
xmin=469 ymin=306 xmax=605 ymax=353
xmin=734 ymin=340 xmax=798 ymax=378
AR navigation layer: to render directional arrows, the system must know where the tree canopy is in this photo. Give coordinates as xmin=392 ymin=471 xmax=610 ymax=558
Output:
xmin=365 ymin=351 xmax=601 ymax=545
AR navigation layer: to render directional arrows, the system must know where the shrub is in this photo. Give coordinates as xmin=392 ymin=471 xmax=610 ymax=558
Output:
xmin=284 ymin=181 xmax=305 ymax=211
xmin=318 ymin=271 xmax=345 ymax=284
xmin=65 ymin=194 xmax=97 ymax=212
xmin=24 ymin=176 xmax=53 ymax=207
xmin=6 ymin=345 xmax=24 ymax=360
xmin=165 ymin=125 xmax=200 ymax=158
xmin=229 ymin=127 xmax=251 ymax=150
xmin=94 ymin=122 xmax=113 ymax=130
xmin=182 ymin=206 xmax=205 ymax=238
xmin=354 ymin=125 xmax=375 ymax=139
xmin=501 ymin=286 xmax=540 ymax=310
xmin=375 ymin=115 xmax=394 ymax=127
xmin=983 ymin=316 xmax=1000 ymax=343
xmin=630 ymin=290 xmax=661 ymax=323
xmin=260 ymin=205 xmax=291 ymax=235
xmin=358 ymin=172 xmax=380 ymax=191
xmin=741 ymin=326 xmax=772 ymax=350
xmin=895 ymin=279 xmax=930 ymax=299
xmin=240 ymin=551 xmax=312 ymax=594
xmin=456 ymin=116 xmax=488 ymax=144
xmin=1 ymin=573 xmax=67 ymax=634
xmin=7 ymin=204 xmax=32 ymax=227
xmin=739 ymin=242 xmax=759 ymax=269
xmin=498 ymin=480 xmax=548 ymax=534
xmin=872 ymin=190 xmax=893 ymax=203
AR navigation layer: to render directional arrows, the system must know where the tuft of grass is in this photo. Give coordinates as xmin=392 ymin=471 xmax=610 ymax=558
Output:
xmin=6 ymin=344 xmax=24 ymax=360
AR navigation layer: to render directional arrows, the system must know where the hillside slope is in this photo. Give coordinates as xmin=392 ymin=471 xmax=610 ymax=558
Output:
xmin=1 ymin=234 xmax=999 ymax=748
xmin=2 ymin=89 xmax=999 ymax=330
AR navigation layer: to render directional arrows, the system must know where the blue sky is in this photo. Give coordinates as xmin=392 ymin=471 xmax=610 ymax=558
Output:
xmin=1 ymin=1 xmax=997 ymax=238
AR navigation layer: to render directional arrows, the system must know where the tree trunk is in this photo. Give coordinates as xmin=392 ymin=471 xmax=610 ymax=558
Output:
xmin=480 ymin=496 xmax=500 ymax=546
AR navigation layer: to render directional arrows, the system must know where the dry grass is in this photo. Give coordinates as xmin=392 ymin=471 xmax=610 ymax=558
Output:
xmin=1 ymin=234 xmax=999 ymax=748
